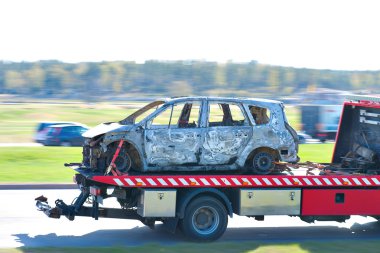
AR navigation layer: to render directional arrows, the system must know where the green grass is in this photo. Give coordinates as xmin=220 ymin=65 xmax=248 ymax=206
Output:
xmin=298 ymin=143 xmax=335 ymax=163
xmin=3 ymin=240 xmax=380 ymax=253
xmin=0 ymin=147 xmax=81 ymax=183
xmin=0 ymin=144 xmax=335 ymax=183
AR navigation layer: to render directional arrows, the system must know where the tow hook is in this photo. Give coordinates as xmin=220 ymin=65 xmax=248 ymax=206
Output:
xmin=35 ymin=188 xmax=90 ymax=221
xmin=35 ymin=196 xmax=62 ymax=219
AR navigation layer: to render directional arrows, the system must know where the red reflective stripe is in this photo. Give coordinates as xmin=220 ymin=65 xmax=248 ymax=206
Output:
xmin=91 ymin=175 xmax=380 ymax=188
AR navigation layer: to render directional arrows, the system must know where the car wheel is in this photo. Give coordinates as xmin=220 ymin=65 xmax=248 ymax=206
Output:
xmin=252 ymin=151 xmax=275 ymax=174
xmin=61 ymin=141 xmax=72 ymax=147
xmin=107 ymin=148 xmax=132 ymax=173
xmin=180 ymin=196 xmax=228 ymax=242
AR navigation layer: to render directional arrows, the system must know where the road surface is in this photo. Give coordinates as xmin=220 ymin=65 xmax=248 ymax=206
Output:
xmin=1 ymin=189 xmax=380 ymax=248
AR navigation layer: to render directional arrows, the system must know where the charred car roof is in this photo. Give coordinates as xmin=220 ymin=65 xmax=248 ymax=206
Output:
xmin=165 ymin=96 xmax=282 ymax=105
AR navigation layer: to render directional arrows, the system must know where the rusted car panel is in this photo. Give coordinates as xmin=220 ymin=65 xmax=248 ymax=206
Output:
xmin=81 ymin=97 xmax=299 ymax=174
xmin=145 ymin=128 xmax=202 ymax=166
xmin=201 ymin=127 xmax=251 ymax=165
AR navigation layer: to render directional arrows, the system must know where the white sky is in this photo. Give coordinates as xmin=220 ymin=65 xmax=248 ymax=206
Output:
xmin=0 ymin=0 xmax=380 ymax=70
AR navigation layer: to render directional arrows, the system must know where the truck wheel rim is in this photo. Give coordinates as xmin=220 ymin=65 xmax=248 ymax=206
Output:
xmin=191 ymin=206 xmax=219 ymax=235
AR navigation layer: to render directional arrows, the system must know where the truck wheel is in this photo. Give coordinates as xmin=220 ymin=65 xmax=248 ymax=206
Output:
xmin=180 ymin=196 xmax=228 ymax=242
xmin=252 ymin=151 xmax=275 ymax=174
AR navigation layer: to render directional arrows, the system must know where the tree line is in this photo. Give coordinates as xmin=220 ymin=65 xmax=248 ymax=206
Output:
xmin=0 ymin=60 xmax=379 ymax=99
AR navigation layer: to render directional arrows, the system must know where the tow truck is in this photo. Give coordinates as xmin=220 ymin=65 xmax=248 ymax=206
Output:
xmin=36 ymin=96 xmax=380 ymax=241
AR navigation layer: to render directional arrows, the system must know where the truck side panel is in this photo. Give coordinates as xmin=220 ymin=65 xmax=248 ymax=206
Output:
xmin=302 ymin=189 xmax=380 ymax=215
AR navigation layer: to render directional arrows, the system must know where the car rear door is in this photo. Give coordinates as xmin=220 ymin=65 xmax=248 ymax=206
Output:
xmin=200 ymin=101 xmax=252 ymax=165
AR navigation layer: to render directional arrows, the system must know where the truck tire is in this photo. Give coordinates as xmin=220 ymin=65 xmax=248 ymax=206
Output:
xmin=180 ymin=196 xmax=228 ymax=242
xmin=252 ymin=151 xmax=275 ymax=174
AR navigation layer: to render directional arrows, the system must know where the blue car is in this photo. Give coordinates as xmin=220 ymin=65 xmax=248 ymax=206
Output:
xmin=44 ymin=124 xmax=89 ymax=146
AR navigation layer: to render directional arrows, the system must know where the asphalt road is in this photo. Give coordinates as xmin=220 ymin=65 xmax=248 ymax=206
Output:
xmin=1 ymin=189 xmax=380 ymax=248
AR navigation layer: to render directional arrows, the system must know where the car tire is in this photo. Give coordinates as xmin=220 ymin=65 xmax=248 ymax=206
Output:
xmin=107 ymin=149 xmax=132 ymax=173
xmin=180 ymin=196 xmax=228 ymax=242
xmin=252 ymin=151 xmax=275 ymax=175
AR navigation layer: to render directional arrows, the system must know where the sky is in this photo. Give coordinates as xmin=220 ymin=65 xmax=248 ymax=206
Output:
xmin=0 ymin=0 xmax=380 ymax=70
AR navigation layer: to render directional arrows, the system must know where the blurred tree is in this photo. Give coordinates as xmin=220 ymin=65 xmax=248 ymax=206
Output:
xmin=350 ymin=73 xmax=361 ymax=89
xmin=0 ymin=62 xmax=4 ymax=93
xmin=44 ymin=70 xmax=62 ymax=95
xmin=167 ymin=80 xmax=193 ymax=96
xmin=268 ymin=68 xmax=280 ymax=93
xmin=25 ymin=65 xmax=44 ymax=93
xmin=73 ymin=63 xmax=101 ymax=100
xmin=214 ymin=64 xmax=226 ymax=87
xmin=1 ymin=60 xmax=380 ymax=99
xmin=5 ymin=70 xmax=27 ymax=93
xmin=283 ymin=68 xmax=295 ymax=94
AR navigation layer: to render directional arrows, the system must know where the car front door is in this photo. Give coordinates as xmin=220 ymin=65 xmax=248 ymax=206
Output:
xmin=144 ymin=101 xmax=203 ymax=167
xmin=200 ymin=101 xmax=252 ymax=165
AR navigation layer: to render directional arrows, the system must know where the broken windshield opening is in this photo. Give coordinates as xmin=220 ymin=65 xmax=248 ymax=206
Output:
xmin=120 ymin=100 xmax=165 ymax=125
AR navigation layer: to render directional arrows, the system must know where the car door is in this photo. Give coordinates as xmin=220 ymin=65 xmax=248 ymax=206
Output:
xmin=200 ymin=101 xmax=252 ymax=165
xmin=72 ymin=126 xmax=87 ymax=146
xmin=144 ymin=101 xmax=203 ymax=167
xmin=62 ymin=126 xmax=79 ymax=146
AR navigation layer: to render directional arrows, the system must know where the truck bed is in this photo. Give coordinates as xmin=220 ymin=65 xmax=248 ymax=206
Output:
xmin=74 ymin=165 xmax=380 ymax=189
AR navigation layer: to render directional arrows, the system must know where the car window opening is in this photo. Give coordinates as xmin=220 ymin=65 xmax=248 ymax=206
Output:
xmin=249 ymin=106 xmax=270 ymax=125
xmin=209 ymin=103 xmax=246 ymax=127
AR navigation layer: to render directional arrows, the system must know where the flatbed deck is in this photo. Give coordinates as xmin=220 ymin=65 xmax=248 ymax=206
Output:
xmin=74 ymin=167 xmax=380 ymax=188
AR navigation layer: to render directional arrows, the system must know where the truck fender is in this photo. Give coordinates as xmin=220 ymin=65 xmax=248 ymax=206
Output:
xmin=176 ymin=188 xmax=233 ymax=219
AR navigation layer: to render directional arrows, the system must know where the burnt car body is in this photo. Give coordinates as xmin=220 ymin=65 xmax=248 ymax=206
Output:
xmin=82 ymin=97 xmax=299 ymax=174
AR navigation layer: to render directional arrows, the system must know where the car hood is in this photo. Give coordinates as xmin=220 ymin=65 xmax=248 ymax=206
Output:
xmin=82 ymin=123 xmax=134 ymax=138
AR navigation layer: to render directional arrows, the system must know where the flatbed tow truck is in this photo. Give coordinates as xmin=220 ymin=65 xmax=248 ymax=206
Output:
xmin=36 ymin=96 xmax=380 ymax=241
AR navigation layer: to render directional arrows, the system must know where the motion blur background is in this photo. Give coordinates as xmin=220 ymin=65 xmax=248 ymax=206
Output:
xmin=2 ymin=1 xmax=380 ymax=251
xmin=1 ymin=0 xmax=379 ymax=160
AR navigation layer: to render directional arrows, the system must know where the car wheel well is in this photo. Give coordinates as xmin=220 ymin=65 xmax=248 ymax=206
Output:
xmin=245 ymin=147 xmax=280 ymax=174
xmin=124 ymin=141 xmax=143 ymax=171
xmin=107 ymin=141 xmax=143 ymax=172
xmin=246 ymin=147 xmax=280 ymax=165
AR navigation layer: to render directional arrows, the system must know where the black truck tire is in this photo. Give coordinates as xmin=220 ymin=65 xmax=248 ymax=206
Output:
xmin=180 ymin=196 xmax=228 ymax=242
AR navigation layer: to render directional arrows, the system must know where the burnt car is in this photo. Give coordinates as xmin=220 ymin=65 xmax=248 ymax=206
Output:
xmin=82 ymin=97 xmax=299 ymax=174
